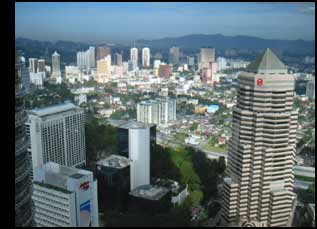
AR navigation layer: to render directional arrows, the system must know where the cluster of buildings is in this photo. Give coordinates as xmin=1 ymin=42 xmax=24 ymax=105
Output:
xmin=137 ymin=97 xmax=177 ymax=126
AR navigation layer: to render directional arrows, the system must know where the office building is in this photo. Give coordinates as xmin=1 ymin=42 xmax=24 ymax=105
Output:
xmin=221 ymin=48 xmax=297 ymax=227
xmin=200 ymin=48 xmax=215 ymax=69
xmin=306 ymin=80 xmax=315 ymax=99
xmin=29 ymin=58 xmax=38 ymax=73
xmin=159 ymin=64 xmax=172 ymax=79
xmin=129 ymin=184 xmax=171 ymax=214
xmin=137 ymin=97 xmax=176 ymax=126
xmin=32 ymin=162 xmax=98 ymax=227
xmin=169 ymin=47 xmax=180 ymax=65
xmin=117 ymin=121 xmax=156 ymax=190
xmin=38 ymin=59 xmax=45 ymax=72
xmin=96 ymin=155 xmax=131 ymax=210
xmin=142 ymin=47 xmax=150 ymax=67
xmin=114 ymin=53 xmax=123 ymax=66
xmin=26 ymin=103 xmax=86 ymax=177
xmin=96 ymin=46 xmax=111 ymax=61
xmin=30 ymin=72 xmax=45 ymax=88
xmin=15 ymin=51 xmax=35 ymax=227
xmin=130 ymin=47 xmax=138 ymax=70
xmin=217 ymin=57 xmax=227 ymax=71
xmin=201 ymin=68 xmax=212 ymax=85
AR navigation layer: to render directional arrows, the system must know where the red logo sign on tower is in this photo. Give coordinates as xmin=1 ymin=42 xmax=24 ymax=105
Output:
xmin=257 ymin=78 xmax=263 ymax=86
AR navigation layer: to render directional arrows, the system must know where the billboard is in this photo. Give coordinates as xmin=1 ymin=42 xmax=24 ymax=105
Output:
xmin=80 ymin=200 xmax=91 ymax=227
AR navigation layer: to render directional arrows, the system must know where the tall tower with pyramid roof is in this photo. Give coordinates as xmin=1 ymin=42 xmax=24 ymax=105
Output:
xmin=221 ymin=48 xmax=297 ymax=227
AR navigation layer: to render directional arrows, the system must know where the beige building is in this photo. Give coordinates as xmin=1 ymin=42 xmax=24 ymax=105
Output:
xmin=221 ymin=48 xmax=297 ymax=227
xmin=96 ymin=55 xmax=111 ymax=83
xmin=200 ymin=48 xmax=215 ymax=69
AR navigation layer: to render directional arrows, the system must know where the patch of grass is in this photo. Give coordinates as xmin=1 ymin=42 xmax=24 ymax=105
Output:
xmin=202 ymin=144 xmax=228 ymax=153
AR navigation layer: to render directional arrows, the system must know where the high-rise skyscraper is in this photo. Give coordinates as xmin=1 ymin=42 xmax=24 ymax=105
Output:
xmin=96 ymin=46 xmax=111 ymax=61
xmin=96 ymin=55 xmax=111 ymax=83
xmin=37 ymin=59 xmax=45 ymax=72
xmin=306 ymin=80 xmax=315 ymax=99
xmin=221 ymin=48 xmax=297 ymax=227
xmin=169 ymin=47 xmax=180 ymax=65
xmin=87 ymin=46 xmax=95 ymax=68
xmin=51 ymin=51 xmax=62 ymax=82
xmin=32 ymin=162 xmax=99 ymax=227
xmin=15 ymin=51 xmax=35 ymax=227
xmin=142 ymin=47 xmax=150 ymax=67
xmin=29 ymin=58 xmax=38 ymax=73
xmin=26 ymin=103 xmax=86 ymax=177
xmin=114 ymin=53 xmax=123 ymax=66
xmin=200 ymin=48 xmax=215 ymax=69
xmin=117 ymin=121 xmax=156 ymax=190
xmin=130 ymin=47 xmax=138 ymax=70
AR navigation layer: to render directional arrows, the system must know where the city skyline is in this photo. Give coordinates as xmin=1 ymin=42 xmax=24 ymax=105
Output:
xmin=15 ymin=2 xmax=315 ymax=43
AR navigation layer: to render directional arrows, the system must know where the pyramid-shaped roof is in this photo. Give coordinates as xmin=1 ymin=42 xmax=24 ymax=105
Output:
xmin=246 ymin=48 xmax=287 ymax=73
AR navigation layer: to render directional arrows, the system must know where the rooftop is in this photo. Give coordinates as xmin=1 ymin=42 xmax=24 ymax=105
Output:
xmin=34 ymin=162 xmax=92 ymax=190
xmin=29 ymin=102 xmax=78 ymax=117
xmin=119 ymin=120 xmax=155 ymax=129
xmin=97 ymin=154 xmax=130 ymax=169
xmin=246 ymin=48 xmax=288 ymax=74
xmin=129 ymin=184 xmax=170 ymax=201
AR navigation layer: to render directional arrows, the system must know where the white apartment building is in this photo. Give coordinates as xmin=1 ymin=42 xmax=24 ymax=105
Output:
xmin=26 ymin=103 xmax=86 ymax=177
xmin=77 ymin=46 xmax=95 ymax=69
xmin=65 ymin=66 xmax=81 ymax=84
xmin=142 ymin=47 xmax=150 ymax=67
xmin=32 ymin=162 xmax=98 ymax=227
xmin=137 ymin=97 xmax=176 ymax=126
xmin=130 ymin=47 xmax=138 ymax=70
xmin=222 ymin=49 xmax=297 ymax=227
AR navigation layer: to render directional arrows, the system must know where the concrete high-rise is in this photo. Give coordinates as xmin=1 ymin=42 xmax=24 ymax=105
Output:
xmin=169 ymin=47 xmax=180 ymax=65
xmin=32 ymin=162 xmax=99 ymax=227
xmin=142 ymin=47 xmax=150 ymax=67
xmin=137 ymin=98 xmax=176 ymax=126
xmin=200 ymin=48 xmax=215 ymax=69
xmin=15 ymin=51 xmax=35 ymax=227
xmin=221 ymin=48 xmax=297 ymax=227
xmin=130 ymin=47 xmax=138 ymax=70
xmin=159 ymin=64 xmax=172 ymax=79
xmin=26 ymin=103 xmax=86 ymax=177
xmin=29 ymin=58 xmax=38 ymax=73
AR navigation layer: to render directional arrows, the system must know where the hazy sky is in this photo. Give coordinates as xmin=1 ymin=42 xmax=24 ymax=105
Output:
xmin=15 ymin=2 xmax=315 ymax=44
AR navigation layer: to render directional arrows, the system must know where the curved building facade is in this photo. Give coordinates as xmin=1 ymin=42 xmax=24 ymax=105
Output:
xmin=15 ymin=52 xmax=35 ymax=227
xmin=221 ymin=49 xmax=297 ymax=227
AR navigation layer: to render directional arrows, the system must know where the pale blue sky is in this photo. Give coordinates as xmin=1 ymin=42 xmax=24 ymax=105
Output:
xmin=15 ymin=2 xmax=315 ymax=44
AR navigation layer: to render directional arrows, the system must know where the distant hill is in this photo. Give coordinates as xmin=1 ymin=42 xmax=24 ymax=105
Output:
xmin=136 ymin=34 xmax=315 ymax=55
xmin=15 ymin=37 xmax=91 ymax=65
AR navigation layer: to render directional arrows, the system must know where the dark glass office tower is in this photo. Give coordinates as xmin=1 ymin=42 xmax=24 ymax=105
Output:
xmin=15 ymin=51 xmax=35 ymax=227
